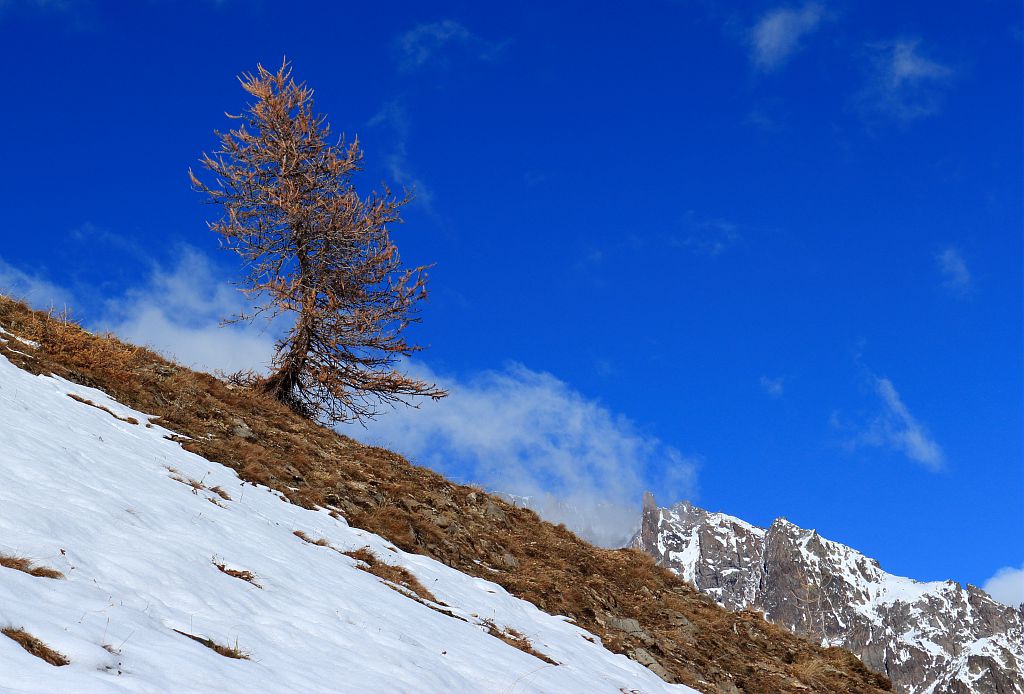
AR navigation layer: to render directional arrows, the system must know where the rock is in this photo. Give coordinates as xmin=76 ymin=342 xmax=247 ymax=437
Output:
xmin=484 ymin=501 xmax=506 ymax=521
xmin=647 ymin=661 xmax=674 ymax=682
xmin=666 ymin=611 xmax=692 ymax=628
xmin=629 ymin=648 xmax=673 ymax=681
xmin=631 ymin=499 xmax=1024 ymax=694
xmin=607 ymin=616 xmax=654 ymax=645
xmin=499 ymin=552 xmax=519 ymax=569
xmin=607 ymin=617 xmax=643 ymax=634
xmin=228 ymin=418 xmax=256 ymax=441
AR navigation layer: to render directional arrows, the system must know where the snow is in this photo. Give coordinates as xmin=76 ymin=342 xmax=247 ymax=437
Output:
xmin=874 ymin=574 xmax=951 ymax=606
xmin=647 ymin=497 xmax=1024 ymax=694
xmin=0 ymin=326 xmax=38 ymax=349
xmin=0 ymin=350 xmax=695 ymax=694
xmin=668 ymin=528 xmax=701 ymax=585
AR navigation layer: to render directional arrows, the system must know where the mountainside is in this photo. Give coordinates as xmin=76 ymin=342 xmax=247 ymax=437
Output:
xmin=631 ymin=494 xmax=1024 ymax=694
xmin=0 ymin=295 xmax=891 ymax=693
xmin=0 ymin=349 xmax=695 ymax=693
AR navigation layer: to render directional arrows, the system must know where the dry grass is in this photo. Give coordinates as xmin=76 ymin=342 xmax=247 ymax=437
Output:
xmin=166 ymin=468 xmax=230 ymax=502
xmin=293 ymin=530 xmax=330 ymax=547
xmin=0 ymin=554 xmax=64 ymax=579
xmin=213 ymin=560 xmax=261 ymax=588
xmin=2 ymin=627 xmax=69 ymax=666
xmin=66 ymin=393 xmax=139 ymax=425
xmin=172 ymin=629 xmax=249 ymax=660
xmin=209 ymin=485 xmax=231 ymax=501
xmin=343 ymin=547 xmax=437 ymax=603
xmin=167 ymin=467 xmax=206 ymax=494
xmin=0 ymin=295 xmax=893 ymax=694
xmin=481 ymin=619 xmax=558 ymax=665
xmin=792 ymin=655 xmax=838 ymax=687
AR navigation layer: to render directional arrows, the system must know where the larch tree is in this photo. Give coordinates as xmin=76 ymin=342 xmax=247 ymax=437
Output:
xmin=190 ymin=61 xmax=446 ymax=423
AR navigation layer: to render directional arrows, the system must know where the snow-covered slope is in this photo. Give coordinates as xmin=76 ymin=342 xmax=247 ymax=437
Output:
xmin=0 ymin=350 xmax=696 ymax=693
xmin=631 ymin=495 xmax=1024 ymax=694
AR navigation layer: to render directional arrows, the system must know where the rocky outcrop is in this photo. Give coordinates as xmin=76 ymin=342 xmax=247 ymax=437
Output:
xmin=631 ymin=495 xmax=1024 ymax=694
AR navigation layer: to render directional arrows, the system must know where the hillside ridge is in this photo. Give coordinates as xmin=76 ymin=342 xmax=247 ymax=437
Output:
xmin=0 ymin=295 xmax=890 ymax=693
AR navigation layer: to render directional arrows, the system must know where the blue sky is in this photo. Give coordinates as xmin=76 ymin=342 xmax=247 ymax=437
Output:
xmin=0 ymin=1 xmax=1020 ymax=602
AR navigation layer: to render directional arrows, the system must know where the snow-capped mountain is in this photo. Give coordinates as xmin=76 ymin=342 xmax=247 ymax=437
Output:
xmin=0 ymin=347 xmax=695 ymax=693
xmin=630 ymin=494 xmax=1024 ymax=694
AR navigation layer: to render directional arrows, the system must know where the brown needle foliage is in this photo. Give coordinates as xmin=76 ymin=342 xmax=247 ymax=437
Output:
xmin=190 ymin=60 xmax=445 ymax=423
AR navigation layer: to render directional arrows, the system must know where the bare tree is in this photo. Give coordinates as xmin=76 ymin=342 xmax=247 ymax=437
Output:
xmin=190 ymin=61 xmax=446 ymax=422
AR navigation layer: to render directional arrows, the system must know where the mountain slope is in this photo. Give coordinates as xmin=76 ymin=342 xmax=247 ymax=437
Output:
xmin=0 ymin=349 xmax=695 ymax=693
xmin=0 ymin=295 xmax=890 ymax=693
xmin=631 ymin=495 xmax=1024 ymax=694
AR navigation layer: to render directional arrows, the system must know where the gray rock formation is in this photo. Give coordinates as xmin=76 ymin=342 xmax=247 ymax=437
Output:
xmin=631 ymin=494 xmax=1024 ymax=694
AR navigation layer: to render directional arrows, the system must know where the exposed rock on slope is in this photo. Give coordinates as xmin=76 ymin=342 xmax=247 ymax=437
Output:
xmin=0 ymin=296 xmax=891 ymax=693
xmin=631 ymin=495 xmax=1024 ymax=694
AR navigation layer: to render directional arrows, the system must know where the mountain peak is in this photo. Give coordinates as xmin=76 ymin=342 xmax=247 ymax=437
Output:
xmin=631 ymin=498 xmax=1024 ymax=694
xmin=643 ymin=490 xmax=658 ymax=511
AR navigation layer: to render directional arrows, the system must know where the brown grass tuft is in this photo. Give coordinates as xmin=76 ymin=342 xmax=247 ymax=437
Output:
xmin=209 ymin=485 xmax=231 ymax=501
xmin=2 ymin=627 xmax=69 ymax=666
xmin=343 ymin=546 xmax=437 ymax=603
xmin=480 ymin=619 xmax=558 ymax=665
xmin=172 ymin=629 xmax=249 ymax=660
xmin=213 ymin=560 xmax=261 ymax=588
xmin=66 ymin=393 xmax=139 ymax=424
xmin=293 ymin=530 xmax=330 ymax=547
xmin=166 ymin=467 xmax=206 ymax=494
xmin=0 ymin=554 xmax=64 ymax=580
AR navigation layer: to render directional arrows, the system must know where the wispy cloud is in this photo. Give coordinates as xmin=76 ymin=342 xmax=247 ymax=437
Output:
xmin=104 ymin=248 xmax=277 ymax=374
xmin=843 ymin=375 xmax=945 ymax=471
xmin=1 ymin=0 xmax=79 ymax=15
xmin=760 ymin=376 xmax=785 ymax=397
xmin=935 ymin=246 xmax=971 ymax=295
xmin=749 ymin=3 xmax=825 ymax=71
xmin=0 ymin=257 xmax=72 ymax=309
xmin=983 ymin=563 xmax=1024 ymax=608
xmin=0 ymin=0 xmax=97 ymax=31
xmin=677 ymin=212 xmax=742 ymax=256
xmin=355 ymin=362 xmax=698 ymax=547
xmin=395 ymin=20 xmax=505 ymax=72
xmin=0 ymin=248 xmax=277 ymax=374
xmin=368 ymin=100 xmax=438 ymax=217
xmin=857 ymin=39 xmax=953 ymax=122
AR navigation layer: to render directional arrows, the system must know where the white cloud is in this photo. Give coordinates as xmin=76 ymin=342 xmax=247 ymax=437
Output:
xmin=368 ymin=100 xmax=436 ymax=214
xmin=858 ymin=39 xmax=953 ymax=121
xmin=935 ymin=247 xmax=971 ymax=294
xmin=750 ymin=3 xmax=825 ymax=71
xmin=0 ymin=257 xmax=72 ymax=309
xmin=760 ymin=376 xmax=785 ymax=397
xmin=0 ymin=248 xmax=276 ymax=375
xmin=983 ymin=564 xmax=1024 ymax=608
xmin=395 ymin=20 xmax=503 ymax=71
xmin=678 ymin=212 xmax=742 ymax=256
xmin=103 ymin=248 xmax=277 ymax=374
xmin=855 ymin=376 xmax=945 ymax=470
xmin=353 ymin=362 xmax=698 ymax=547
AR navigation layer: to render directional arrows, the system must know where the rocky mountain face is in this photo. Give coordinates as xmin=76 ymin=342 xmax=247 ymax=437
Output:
xmin=631 ymin=494 xmax=1024 ymax=694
